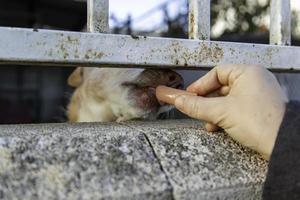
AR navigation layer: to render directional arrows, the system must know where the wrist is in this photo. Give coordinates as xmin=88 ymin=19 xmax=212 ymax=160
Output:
xmin=260 ymin=102 xmax=286 ymax=160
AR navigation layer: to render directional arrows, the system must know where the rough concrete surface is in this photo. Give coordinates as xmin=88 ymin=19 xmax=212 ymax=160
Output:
xmin=0 ymin=120 xmax=267 ymax=200
xmin=124 ymin=120 xmax=267 ymax=200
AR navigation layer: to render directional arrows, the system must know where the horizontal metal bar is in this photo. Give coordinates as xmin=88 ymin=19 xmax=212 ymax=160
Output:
xmin=270 ymin=0 xmax=291 ymax=45
xmin=188 ymin=0 xmax=210 ymax=40
xmin=0 ymin=27 xmax=299 ymax=71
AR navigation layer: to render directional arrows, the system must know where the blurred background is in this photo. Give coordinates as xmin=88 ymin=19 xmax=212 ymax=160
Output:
xmin=0 ymin=0 xmax=300 ymax=124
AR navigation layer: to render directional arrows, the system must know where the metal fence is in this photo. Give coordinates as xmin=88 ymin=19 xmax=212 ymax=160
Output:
xmin=0 ymin=0 xmax=298 ymax=71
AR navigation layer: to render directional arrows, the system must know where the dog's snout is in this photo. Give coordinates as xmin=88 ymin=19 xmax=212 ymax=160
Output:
xmin=135 ymin=69 xmax=184 ymax=89
xmin=166 ymin=71 xmax=184 ymax=89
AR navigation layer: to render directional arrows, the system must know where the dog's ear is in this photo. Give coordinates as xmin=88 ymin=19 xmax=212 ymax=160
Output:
xmin=68 ymin=67 xmax=83 ymax=87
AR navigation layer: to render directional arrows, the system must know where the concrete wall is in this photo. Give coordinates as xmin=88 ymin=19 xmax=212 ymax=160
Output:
xmin=0 ymin=120 xmax=267 ymax=199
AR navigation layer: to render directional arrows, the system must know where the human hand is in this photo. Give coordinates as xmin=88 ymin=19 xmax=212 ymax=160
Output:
xmin=156 ymin=65 xmax=287 ymax=160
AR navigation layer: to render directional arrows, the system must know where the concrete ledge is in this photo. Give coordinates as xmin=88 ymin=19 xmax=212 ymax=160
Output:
xmin=0 ymin=120 xmax=267 ymax=200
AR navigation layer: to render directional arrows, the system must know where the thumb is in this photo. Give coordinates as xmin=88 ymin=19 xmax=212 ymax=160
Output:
xmin=175 ymin=95 xmax=228 ymax=124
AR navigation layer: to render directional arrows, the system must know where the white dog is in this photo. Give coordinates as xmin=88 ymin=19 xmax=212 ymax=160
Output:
xmin=67 ymin=67 xmax=183 ymax=122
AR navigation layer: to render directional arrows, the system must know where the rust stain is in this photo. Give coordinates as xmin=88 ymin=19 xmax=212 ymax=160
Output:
xmin=229 ymin=48 xmax=236 ymax=55
xmin=192 ymin=43 xmax=224 ymax=64
xmin=74 ymin=49 xmax=79 ymax=59
xmin=165 ymin=41 xmax=224 ymax=66
xmin=50 ymin=35 xmax=106 ymax=60
xmin=96 ymin=52 xmax=105 ymax=59
xmin=189 ymin=12 xmax=196 ymax=39
xmin=200 ymin=34 xmax=207 ymax=40
xmin=84 ymin=49 xmax=105 ymax=60
xmin=55 ymin=42 xmax=69 ymax=59
xmin=265 ymin=47 xmax=279 ymax=61
xmin=265 ymin=47 xmax=279 ymax=67
xmin=67 ymin=36 xmax=79 ymax=44
xmin=131 ymin=35 xmax=139 ymax=40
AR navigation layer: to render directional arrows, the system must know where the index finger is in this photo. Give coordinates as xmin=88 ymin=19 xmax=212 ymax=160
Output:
xmin=156 ymin=86 xmax=197 ymax=105
xmin=187 ymin=64 xmax=248 ymax=95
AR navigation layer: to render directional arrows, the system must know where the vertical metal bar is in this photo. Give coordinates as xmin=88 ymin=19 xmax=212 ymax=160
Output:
xmin=270 ymin=0 xmax=291 ymax=45
xmin=87 ymin=0 xmax=109 ymax=33
xmin=188 ymin=0 xmax=211 ymax=40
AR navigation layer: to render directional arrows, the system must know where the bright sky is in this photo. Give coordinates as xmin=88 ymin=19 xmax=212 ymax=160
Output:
xmin=109 ymin=0 xmax=300 ymax=31
xmin=291 ymin=0 xmax=300 ymax=11
xmin=109 ymin=0 xmax=184 ymax=30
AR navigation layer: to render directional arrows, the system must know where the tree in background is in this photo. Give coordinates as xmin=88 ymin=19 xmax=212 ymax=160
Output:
xmin=112 ymin=0 xmax=300 ymax=40
xmin=211 ymin=0 xmax=270 ymax=37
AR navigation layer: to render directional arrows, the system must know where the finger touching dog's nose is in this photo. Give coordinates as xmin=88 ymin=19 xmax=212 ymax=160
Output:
xmin=156 ymin=86 xmax=196 ymax=105
xmin=166 ymin=71 xmax=184 ymax=89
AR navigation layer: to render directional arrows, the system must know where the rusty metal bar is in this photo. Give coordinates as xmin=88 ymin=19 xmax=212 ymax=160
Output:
xmin=270 ymin=0 xmax=291 ymax=45
xmin=188 ymin=0 xmax=210 ymax=40
xmin=0 ymin=27 xmax=300 ymax=71
xmin=87 ymin=0 xmax=109 ymax=33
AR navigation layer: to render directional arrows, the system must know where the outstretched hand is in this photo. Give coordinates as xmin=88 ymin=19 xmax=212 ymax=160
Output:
xmin=156 ymin=65 xmax=287 ymax=160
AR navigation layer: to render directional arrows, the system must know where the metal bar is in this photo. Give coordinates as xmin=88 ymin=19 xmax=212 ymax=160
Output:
xmin=270 ymin=0 xmax=291 ymax=45
xmin=0 ymin=27 xmax=299 ymax=71
xmin=87 ymin=0 xmax=109 ymax=33
xmin=188 ymin=0 xmax=210 ymax=40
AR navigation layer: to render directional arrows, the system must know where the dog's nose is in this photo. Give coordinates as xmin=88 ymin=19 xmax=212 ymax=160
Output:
xmin=166 ymin=71 xmax=184 ymax=89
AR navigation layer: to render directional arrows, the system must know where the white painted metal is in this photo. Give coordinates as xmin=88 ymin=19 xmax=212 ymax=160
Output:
xmin=87 ymin=0 xmax=109 ymax=33
xmin=0 ymin=27 xmax=299 ymax=71
xmin=269 ymin=0 xmax=299 ymax=100
xmin=188 ymin=0 xmax=210 ymax=40
xmin=270 ymin=0 xmax=291 ymax=45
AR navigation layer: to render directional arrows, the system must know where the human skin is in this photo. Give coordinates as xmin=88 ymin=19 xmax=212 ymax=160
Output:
xmin=156 ymin=64 xmax=288 ymax=160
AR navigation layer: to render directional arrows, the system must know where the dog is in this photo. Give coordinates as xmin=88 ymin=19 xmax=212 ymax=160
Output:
xmin=67 ymin=67 xmax=184 ymax=122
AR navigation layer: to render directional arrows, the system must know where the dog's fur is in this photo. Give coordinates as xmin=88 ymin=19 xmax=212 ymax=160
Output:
xmin=67 ymin=67 xmax=183 ymax=122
